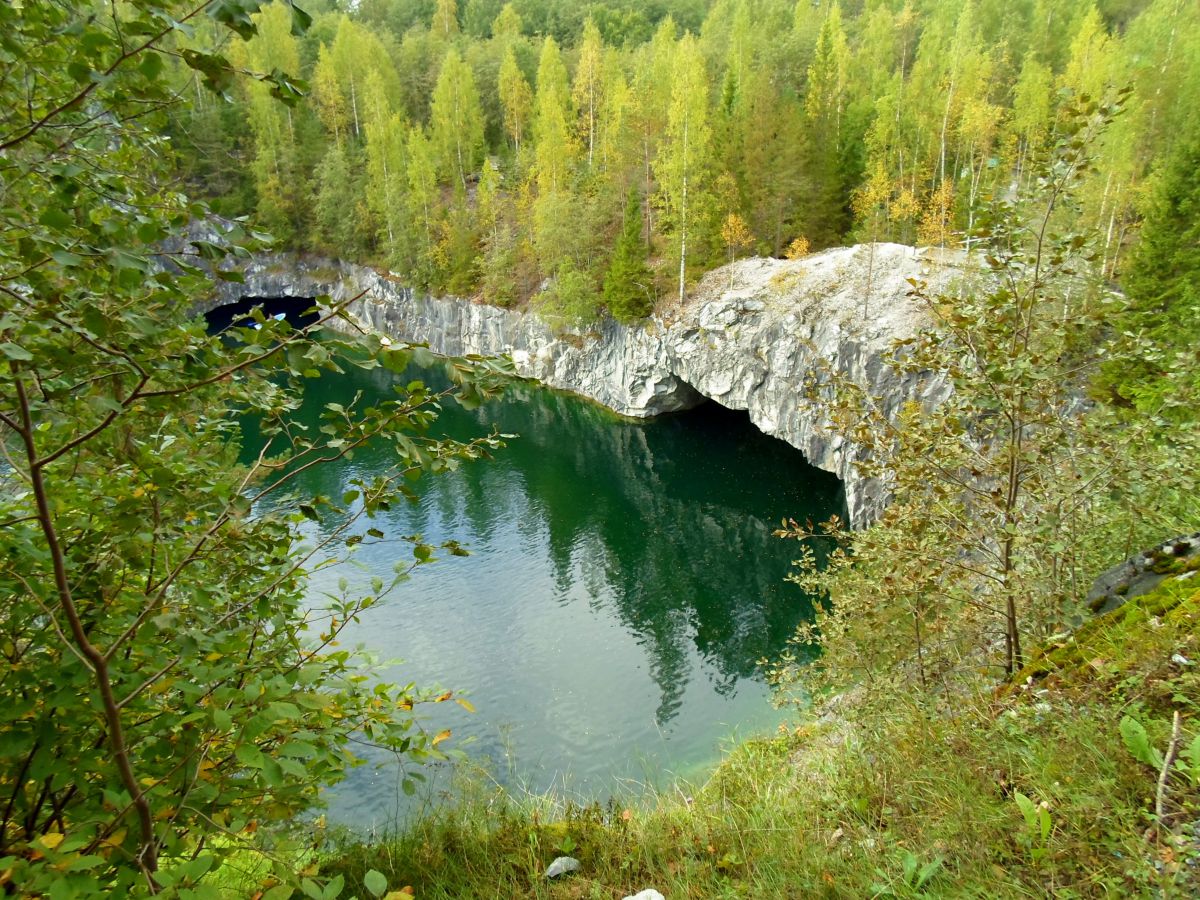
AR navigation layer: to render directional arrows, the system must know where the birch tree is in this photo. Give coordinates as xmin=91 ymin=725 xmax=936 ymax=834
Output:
xmin=655 ymin=33 xmax=713 ymax=304
xmin=572 ymin=19 xmax=605 ymax=167
xmin=430 ymin=48 xmax=486 ymax=191
xmin=498 ymin=45 xmax=533 ymax=153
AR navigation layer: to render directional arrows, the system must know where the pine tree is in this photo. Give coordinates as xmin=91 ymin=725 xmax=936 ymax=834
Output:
xmin=531 ymin=36 xmax=578 ymax=272
xmin=312 ymin=46 xmax=351 ymax=144
xmin=720 ymin=211 xmax=753 ymax=288
xmin=631 ymin=17 xmax=678 ymax=242
xmin=432 ymin=0 xmax=460 ymax=41
xmin=533 ymin=36 xmax=574 ymax=193
xmin=406 ymin=125 xmax=440 ymax=281
xmin=314 ymin=142 xmax=363 ymax=255
xmin=492 ymin=2 xmax=523 ymax=40
xmin=306 ymin=15 xmax=403 ymax=150
xmin=596 ymin=51 xmax=635 ymax=179
xmin=1125 ymin=136 xmax=1200 ymax=312
xmin=604 ymin=187 xmax=654 ymax=322
xmin=804 ymin=2 xmax=851 ymax=244
xmin=1106 ymin=130 xmax=1200 ymax=411
xmin=1009 ymin=53 xmax=1054 ymax=190
xmin=1059 ymin=5 xmax=1115 ymax=101
xmin=362 ymin=70 xmax=408 ymax=264
xmin=805 ymin=2 xmax=848 ymax=139
xmin=237 ymin=2 xmax=305 ymax=240
xmin=732 ymin=67 xmax=807 ymax=255
xmin=463 ymin=0 xmax=500 ymax=38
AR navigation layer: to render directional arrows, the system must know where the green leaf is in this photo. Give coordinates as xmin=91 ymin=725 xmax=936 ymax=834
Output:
xmin=1120 ymin=716 xmax=1164 ymax=769
xmin=279 ymin=740 xmax=318 ymax=759
xmin=212 ymin=0 xmax=262 ymax=40
xmin=181 ymin=48 xmax=236 ymax=95
xmin=39 ymin=208 xmax=72 ymax=229
xmin=139 ymin=51 xmax=164 ymax=81
xmin=234 ymin=744 xmax=265 ymax=769
xmin=1013 ymin=791 xmax=1036 ymax=830
xmin=1182 ymin=733 xmax=1200 ymax=774
xmin=916 ymin=856 xmax=944 ymax=889
xmin=0 ymin=342 xmax=33 ymax=361
xmin=260 ymin=756 xmax=283 ymax=788
xmin=66 ymin=60 xmax=92 ymax=83
xmin=49 ymin=250 xmax=82 ymax=267
xmin=288 ymin=1 xmax=313 ymax=36
xmin=363 ymin=869 xmax=388 ymax=898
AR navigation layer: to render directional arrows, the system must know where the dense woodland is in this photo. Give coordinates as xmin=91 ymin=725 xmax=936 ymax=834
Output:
xmin=174 ymin=0 xmax=1199 ymax=324
xmin=4 ymin=0 xmax=1200 ymax=895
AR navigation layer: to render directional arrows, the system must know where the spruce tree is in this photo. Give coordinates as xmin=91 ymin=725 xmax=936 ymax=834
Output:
xmin=1106 ymin=131 xmax=1200 ymax=412
xmin=604 ymin=188 xmax=654 ymax=322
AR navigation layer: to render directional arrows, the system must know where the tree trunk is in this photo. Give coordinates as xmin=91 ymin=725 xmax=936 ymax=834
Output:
xmin=678 ymin=116 xmax=689 ymax=305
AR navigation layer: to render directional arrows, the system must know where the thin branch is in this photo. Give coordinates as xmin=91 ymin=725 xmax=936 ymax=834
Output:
xmin=10 ymin=365 xmax=160 ymax=885
xmin=0 ymin=1 xmax=216 ymax=152
xmin=1155 ymin=710 xmax=1183 ymax=830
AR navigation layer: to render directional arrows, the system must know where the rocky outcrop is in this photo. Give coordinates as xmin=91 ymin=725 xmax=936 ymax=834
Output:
xmin=1086 ymin=533 xmax=1200 ymax=615
xmin=213 ymin=244 xmax=966 ymax=525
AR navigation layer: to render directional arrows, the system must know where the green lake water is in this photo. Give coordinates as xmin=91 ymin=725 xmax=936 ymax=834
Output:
xmin=264 ymin=358 xmax=843 ymax=829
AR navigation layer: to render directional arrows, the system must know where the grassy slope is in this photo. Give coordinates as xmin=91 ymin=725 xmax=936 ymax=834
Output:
xmin=322 ymin=577 xmax=1200 ymax=899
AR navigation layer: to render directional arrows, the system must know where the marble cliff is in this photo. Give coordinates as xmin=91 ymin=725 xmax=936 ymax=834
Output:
xmin=215 ymin=243 xmax=965 ymax=525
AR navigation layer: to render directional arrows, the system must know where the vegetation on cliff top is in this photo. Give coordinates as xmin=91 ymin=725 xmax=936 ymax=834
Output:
xmin=174 ymin=0 xmax=1199 ymax=325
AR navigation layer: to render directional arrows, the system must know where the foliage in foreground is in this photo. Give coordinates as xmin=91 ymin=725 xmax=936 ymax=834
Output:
xmin=320 ymin=575 xmax=1199 ymax=898
xmin=0 ymin=2 xmax=506 ymax=896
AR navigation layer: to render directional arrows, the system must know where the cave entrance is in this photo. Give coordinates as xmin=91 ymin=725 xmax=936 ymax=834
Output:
xmin=654 ymin=382 xmax=846 ymax=504
xmin=203 ymin=295 xmax=320 ymax=334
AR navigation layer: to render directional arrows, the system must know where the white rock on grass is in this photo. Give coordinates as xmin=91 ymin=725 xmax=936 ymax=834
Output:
xmin=623 ymin=891 xmax=666 ymax=900
xmin=544 ymin=856 xmax=581 ymax=879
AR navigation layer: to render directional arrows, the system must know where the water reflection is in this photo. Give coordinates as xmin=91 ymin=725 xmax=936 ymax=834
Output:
xmin=253 ymin=360 xmax=843 ymax=824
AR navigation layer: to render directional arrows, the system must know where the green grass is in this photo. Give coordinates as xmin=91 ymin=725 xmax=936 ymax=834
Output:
xmin=311 ymin=579 xmax=1200 ymax=899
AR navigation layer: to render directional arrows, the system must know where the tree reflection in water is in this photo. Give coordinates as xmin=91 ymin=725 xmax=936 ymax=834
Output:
xmin=238 ymin=354 xmax=843 ymax=823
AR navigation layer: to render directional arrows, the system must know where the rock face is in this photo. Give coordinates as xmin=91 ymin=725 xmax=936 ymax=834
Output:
xmin=213 ymin=244 xmax=964 ymax=525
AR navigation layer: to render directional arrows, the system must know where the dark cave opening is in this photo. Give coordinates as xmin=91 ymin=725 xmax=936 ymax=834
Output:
xmin=203 ymin=295 xmax=320 ymax=334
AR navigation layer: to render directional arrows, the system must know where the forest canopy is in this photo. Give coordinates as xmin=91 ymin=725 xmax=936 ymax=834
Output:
xmin=172 ymin=0 xmax=1200 ymax=322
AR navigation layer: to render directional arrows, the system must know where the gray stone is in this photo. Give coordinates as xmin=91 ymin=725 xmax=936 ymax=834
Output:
xmin=212 ymin=244 xmax=967 ymax=526
xmin=544 ymin=856 xmax=581 ymax=879
xmin=1085 ymin=532 xmax=1200 ymax=615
